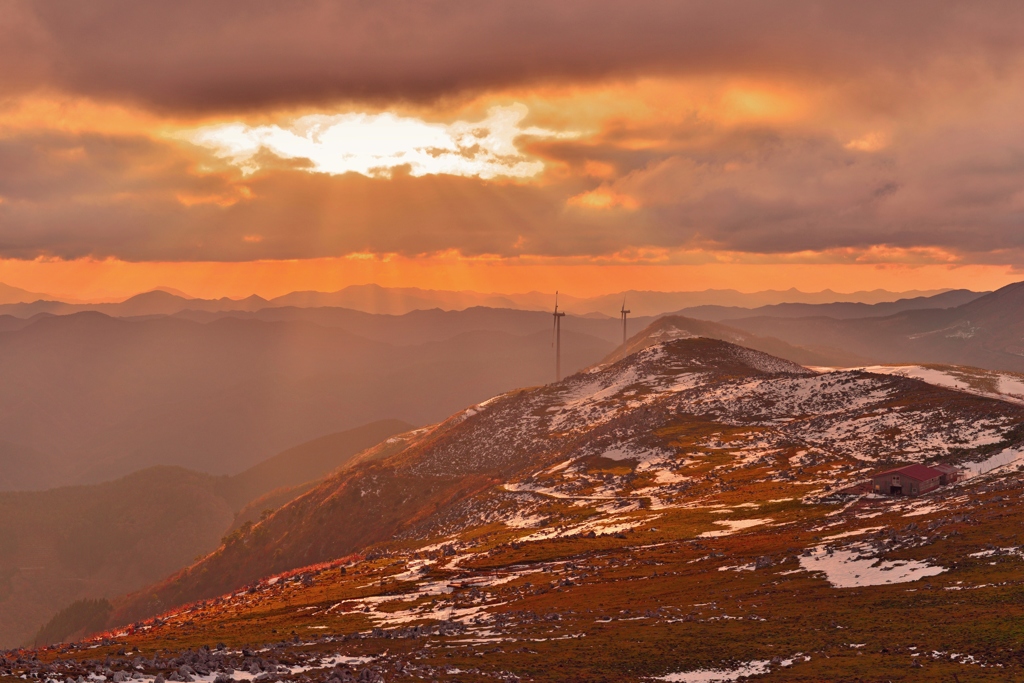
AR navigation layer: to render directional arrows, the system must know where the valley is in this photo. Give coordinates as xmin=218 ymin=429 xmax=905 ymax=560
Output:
xmin=0 ymin=421 xmax=411 ymax=649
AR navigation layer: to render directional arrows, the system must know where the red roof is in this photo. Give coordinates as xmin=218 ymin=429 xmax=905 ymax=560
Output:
xmin=872 ymin=464 xmax=943 ymax=481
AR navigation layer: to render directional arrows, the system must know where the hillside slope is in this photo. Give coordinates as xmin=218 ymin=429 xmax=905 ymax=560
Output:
xmin=109 ymin=334 xmax=1024 ymax=629
xmin=20 ymin=334 xmax=1024 ymax=681
xmin=217 ymin=419 xmax=413 ymax=510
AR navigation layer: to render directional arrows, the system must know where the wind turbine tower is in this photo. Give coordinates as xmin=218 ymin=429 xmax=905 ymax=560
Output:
xmin=552 ymin=291 xmax=566 ymax=381
xmin=620 ymin=299 xmax=630 ymax=346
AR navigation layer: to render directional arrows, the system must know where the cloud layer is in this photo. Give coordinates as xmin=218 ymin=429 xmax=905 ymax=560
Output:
xmin=3 ymin=1 xmax=1022 ymax=112
xmin=1 ymin=1 xmax=1023 ymax=267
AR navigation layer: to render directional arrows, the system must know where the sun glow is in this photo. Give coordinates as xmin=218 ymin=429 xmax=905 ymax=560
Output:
xmin=185 ymin=104 xmax=575 ymax=179
xmin=567 ymin=187 xmax=639 ymax=210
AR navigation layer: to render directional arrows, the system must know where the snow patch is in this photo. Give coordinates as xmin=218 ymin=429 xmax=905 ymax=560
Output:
xmin=799 ymin=543 xmax=946 ymax=588
xmin=654 ymin=660 xmax=771 ymax=682
xmin=964 ymin=447 xmax=1024 ymax=477
xmin=698 ymin=518 xmax=772 ymax=538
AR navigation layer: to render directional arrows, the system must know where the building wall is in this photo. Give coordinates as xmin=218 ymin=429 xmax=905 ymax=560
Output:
xmin=871 ymin=473 xmax=941 ymax=496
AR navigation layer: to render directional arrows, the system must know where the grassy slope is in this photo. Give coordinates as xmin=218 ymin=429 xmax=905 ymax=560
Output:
xmin=16 ymin=431 xmax=1024 ymax=681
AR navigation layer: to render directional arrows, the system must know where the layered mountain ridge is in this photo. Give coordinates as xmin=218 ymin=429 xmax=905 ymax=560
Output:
xmin=0 ymin=283 xmax=963 ymax=319
xmin=727 ymin=280 xmax=1024 ymax=371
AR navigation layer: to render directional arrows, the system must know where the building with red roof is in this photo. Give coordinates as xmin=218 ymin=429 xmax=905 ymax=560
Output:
xmin=870 ymin=463 xmax=959 ymax=496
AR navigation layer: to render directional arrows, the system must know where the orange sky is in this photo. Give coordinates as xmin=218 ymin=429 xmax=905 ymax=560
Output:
xmin=2 ymin=256 xmax=1020 ymax=302
xmin=2 ymin=3 xmax=1024 ymax=301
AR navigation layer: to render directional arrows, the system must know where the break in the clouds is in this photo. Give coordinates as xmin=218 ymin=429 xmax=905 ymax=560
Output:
xmin=187 ymin=105 xmax=571 ymax=179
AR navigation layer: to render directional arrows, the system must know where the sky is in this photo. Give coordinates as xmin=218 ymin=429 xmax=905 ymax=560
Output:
xmin=1 ymin=1 xmax=1024 ymax=301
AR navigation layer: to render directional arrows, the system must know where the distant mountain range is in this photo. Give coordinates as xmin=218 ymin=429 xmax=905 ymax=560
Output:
xmin=0 ymin=282 xmax=54 ymax=305
xmin=675 ymin=288 xmax=983 ymax=321
xmin=722 ymin=280 xmax=1024 ymax=372
xmin=0 ymin=420 xmax=410 ymax=649
xmin=0 ymin=282 xmax=969 ymax=318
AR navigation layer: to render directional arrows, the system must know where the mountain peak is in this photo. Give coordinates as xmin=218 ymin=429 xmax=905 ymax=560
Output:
xmin=599 ymin=314 xmax=824 ymax=369
xmin=603 ymin=335 xmax=815 ymax=379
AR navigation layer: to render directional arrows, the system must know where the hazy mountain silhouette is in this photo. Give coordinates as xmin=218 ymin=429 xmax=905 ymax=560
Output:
xmin=675 ymin=289 xmax=983 ymax=321
xmin=172 ymin=305 xmax=653 ymax=347
xmin=0 ymin=420 xmax=411 ymax=648
xmin=0 ymin=311 xmax=615 ymax=489
xmin=0 ymin=284 xmax=965 ymax=319
xmin=0 ymin=282 xmax=53 ymax=305
xmin=724 ymin=280 xmax=1024 ymax=370
xmin=269 ymin=284 xmax=521 ymax=315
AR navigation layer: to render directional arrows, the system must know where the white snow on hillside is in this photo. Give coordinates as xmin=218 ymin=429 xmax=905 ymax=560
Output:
xmin=799 ymin=542 xmax=946 ymax=588
xmin=834 ymin=364 xmax=1024 ymax=405
xmin=402 ymin=337 xmax=1023 ymax=549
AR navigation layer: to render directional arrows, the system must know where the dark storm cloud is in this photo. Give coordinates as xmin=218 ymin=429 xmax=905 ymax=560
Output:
xmin=0 ymin=0 xmax=1021 ymax=112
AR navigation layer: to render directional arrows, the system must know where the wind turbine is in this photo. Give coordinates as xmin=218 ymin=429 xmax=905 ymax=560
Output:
xmin=620 ymin=298 xmax=630 ymax=346
xmin=552 ymin=291 xmax=566 ymax=381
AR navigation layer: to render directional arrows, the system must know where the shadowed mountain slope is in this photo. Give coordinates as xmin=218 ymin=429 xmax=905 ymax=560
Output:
xmin=0 ymin=420 xmax=411 ymax=648
xmin=0 ymin=467 xmax=233 ymax=649
xmin=217 ymin=419 xmax=413 ymax=510
xmin=726 ymin=280 xmax=1024 ymax=371
xmin=676 ymin=288 xmax=983 ymax=321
